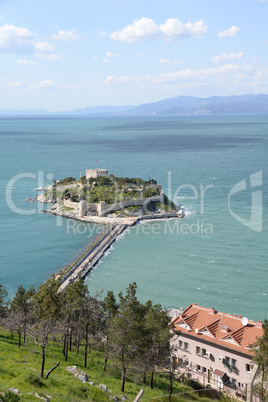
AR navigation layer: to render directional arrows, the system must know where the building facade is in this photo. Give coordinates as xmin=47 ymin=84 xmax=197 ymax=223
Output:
xmin=86 ymin=169 xmax=108 ymax=180
xmin=170 ymin=303 xmax=263 ymax=401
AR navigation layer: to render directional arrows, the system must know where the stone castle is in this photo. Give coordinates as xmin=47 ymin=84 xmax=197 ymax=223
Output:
xmin=86 ymin=169 xmax=108 ymax=180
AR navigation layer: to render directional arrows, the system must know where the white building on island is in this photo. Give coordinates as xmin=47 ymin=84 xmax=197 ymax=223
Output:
xmin=86 ymin=169 xmax=108 ymax=180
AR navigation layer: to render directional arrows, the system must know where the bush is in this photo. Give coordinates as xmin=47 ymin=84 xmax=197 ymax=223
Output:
xmin=0 ymin=391 xmax=20 ymax=402
xmin=25 ymin=373 xmax=46 ymax=388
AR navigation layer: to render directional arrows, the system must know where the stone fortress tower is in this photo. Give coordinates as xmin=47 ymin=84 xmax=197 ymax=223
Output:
xmin=86 ymin=169 xmax=108 ymax=180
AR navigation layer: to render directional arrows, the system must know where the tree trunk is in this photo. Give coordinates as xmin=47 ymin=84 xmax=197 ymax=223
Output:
xmin=23 ymin=318 xmax=27 ymax=343
xmin=103 ymin=356 xmax=108 ymax=371
xmin=120 ymin=349 xmax=126 ymax=392
xmin=150 ymin=370 xmax=154 ymax=389
xmin=143 ymin=370 xmax=147 ymax=384
xmin=84 ymin=324 xmax=88 ymax=368
xmin=41 ymin=344 xmax=46 ymax=378
xmin=63 ymin=333 xmax=67 ymax=356
xmin=168 ymin=373 xmax=173 ymax=402
xmin=45 ymin=361 xmax=60 ymax=379
xmin=69 ymin=329 xmax=72 ymax=351
xmin=65 ymin=333 xmax=69 ymax=362
xmin=18 ymin=329 xmax=21 ymax=348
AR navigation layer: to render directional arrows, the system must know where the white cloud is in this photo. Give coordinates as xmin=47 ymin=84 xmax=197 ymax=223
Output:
xmin=102 ymin=59 xmax=110 ymax=64
xmin=52 ymin=29 xmax=78 ymax=41
xmin=36 ymin=53 xmax=62 ymax=60
xmin=105 ymin=75 xmax=142 ymax=85
xmin=211 ymin=51 xmax=244 ymax=63
xmin=35 ymin=80 xmax=60 ymax=90
xmin=159 ymin=58 xmax=182 ymax=65
xmin=17 ymin=58 xmax=39 ymax=65
xmin=0 ymin=24 xmax=58 ymax=58
xmin=110 ymin=17 xmax=208 ymax=42
xmin=35 ymin=42 xmax=54 ymax=53
xmin=218 ymin=25 xmax=240 ymax=38
xmin=0 ymin=24 xmax=33 ymax=52
xmin=92 ymin=55 xmax=98 ymax=59
xmin=159 ymin=59 xmax=170 ymax=64
xmin=106 ymin=51 xmax=119 ymax=58
xmin=94 ymin=29 xmax=107 ymax=38
xmin=6 ymin=81 xmax=25 ymax=89
xmin=104 ymin=64 xmax=253 ymax=88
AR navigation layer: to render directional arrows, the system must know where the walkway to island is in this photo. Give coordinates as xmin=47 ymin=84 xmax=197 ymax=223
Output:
xmin=58 ymin=222 xmax=127 ymax=292
xmin=53 ymin=211 xmax=184 ymax=292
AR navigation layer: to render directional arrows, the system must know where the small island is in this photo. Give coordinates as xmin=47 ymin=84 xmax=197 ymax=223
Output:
xmin=37 ymin=168 xmax=184 ymax=225
xmin=36 ymin=169 xmax=185 ymax=291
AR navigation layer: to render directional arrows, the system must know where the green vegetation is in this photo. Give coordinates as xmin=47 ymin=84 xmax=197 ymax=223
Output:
xmin=50 ymin=174 xmax=163 ymax=205
xmin=251 ymin=319 xmax=268 ymax=401
xmin=55 ymin=177 xmax=77 ymax=186
xmin=0 ymin=282 xmax=233 ymax=401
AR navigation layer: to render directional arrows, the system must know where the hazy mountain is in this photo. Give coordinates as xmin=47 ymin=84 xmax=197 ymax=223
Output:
xmin=0 ymin=109 xmax=49 ymax=116
xmin=127 ymin=94 xmax=268 ymax=115
xmin=1 ymin=94 xmax=268 ymax=116
xmin=64 ymin=105 xmax=134 ymax=115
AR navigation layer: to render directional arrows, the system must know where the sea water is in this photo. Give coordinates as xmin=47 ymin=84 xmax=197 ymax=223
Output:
xmin=0 ymin=115 xmax=267 ymax=321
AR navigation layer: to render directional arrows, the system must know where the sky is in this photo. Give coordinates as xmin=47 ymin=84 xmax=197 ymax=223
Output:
xmin=1 ymin=0 xmax=268 ymax=111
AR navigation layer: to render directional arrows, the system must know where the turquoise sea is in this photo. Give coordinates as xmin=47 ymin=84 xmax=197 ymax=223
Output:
xmin=0 ymin=115 xmax=267 ymax=321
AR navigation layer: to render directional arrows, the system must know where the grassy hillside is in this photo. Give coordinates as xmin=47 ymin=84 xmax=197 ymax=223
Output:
xmin=0 ymin=330 xmax=232 ymax=402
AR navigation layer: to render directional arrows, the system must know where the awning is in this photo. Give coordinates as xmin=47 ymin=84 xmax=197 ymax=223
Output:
xmin=213 ymin=369 xmax=225 ymax=377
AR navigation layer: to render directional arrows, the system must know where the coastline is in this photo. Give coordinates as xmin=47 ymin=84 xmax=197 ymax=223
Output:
xmin=42 ymin=207 xmax=185 ymax=226
xmin=42 ymin=206 xmax=185 ymax=291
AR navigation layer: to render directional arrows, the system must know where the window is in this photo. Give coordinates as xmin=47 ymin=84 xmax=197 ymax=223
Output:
xmin=232 ymin=359 xmax=237 ymax=368
xmin=179 ymin=340 xmax=183 ymax=349
xmin=225 ymin=356 xmax=230 ymax=365
xmin=231 ymin=378 xmax=237 ymax=388
xmin=184 ymin=342 xmax=189 ymax=351
xmin=202 ymin=367 xmax=207 ymax=374
xmin=196 ymin=364 xmax=201 ymax=372
xmin=246 ymin=363 xmax=251 ymax=373
xmin=202 ymin=348 xmax=207 ymax=356
xmin=196 ymin=346 xmax=201 ymax=355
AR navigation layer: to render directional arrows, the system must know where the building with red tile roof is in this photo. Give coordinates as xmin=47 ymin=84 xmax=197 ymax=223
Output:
xmin=170 ymin=303 xmax=263 ymax=401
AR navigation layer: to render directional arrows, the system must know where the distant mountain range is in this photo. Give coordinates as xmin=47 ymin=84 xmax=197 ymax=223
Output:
xmin=1 ymin=94 xmax=268 ymax=116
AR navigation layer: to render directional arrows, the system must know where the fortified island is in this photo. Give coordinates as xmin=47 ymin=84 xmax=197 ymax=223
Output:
xmin=36 ymin=169 xmax=184 ymax=291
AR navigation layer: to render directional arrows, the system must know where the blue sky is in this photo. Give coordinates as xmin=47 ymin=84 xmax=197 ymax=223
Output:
xmin=1 ymin=0 xmax=268 ymax=111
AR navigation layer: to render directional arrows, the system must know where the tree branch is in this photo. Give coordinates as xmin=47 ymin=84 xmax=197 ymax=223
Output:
xmin=45 ymin=361 xmax=60 ymax=379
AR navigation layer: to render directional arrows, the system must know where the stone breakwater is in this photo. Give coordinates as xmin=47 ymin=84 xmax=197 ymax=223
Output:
xmin=38 ymin=193 xmax=184 ymax=291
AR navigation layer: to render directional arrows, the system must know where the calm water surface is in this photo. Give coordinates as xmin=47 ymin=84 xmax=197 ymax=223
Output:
xmin=0 ymin=115 xmax=267 ymax=321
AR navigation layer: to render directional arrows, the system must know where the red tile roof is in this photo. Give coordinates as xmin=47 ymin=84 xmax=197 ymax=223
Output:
xmin=170 ymin=303 xmax=263 ymax=356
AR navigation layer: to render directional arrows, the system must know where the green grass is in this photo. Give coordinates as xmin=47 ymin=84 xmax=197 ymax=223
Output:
xmin=0 ymin=331 xmax=233 ymax=402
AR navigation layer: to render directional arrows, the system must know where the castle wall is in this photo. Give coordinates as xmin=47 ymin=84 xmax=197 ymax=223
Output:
xmin=97 ymin=194 xmax=164 ymax=215
xmin=86 ymin=169 xmax=108 ymax=179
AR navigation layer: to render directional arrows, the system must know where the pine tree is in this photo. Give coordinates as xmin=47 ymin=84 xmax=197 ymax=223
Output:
xmin=32 ymin=277 xmax=62 ymax=377
xmin=10 ymin=285 xmax=35 ymax=345
xmin=252 ymin=319 xmax=268 ymax=401
xmin=107 ymin=283 xmax=146 ymax=392
xmin=0 ymin=284 xmax=8 ymax=319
